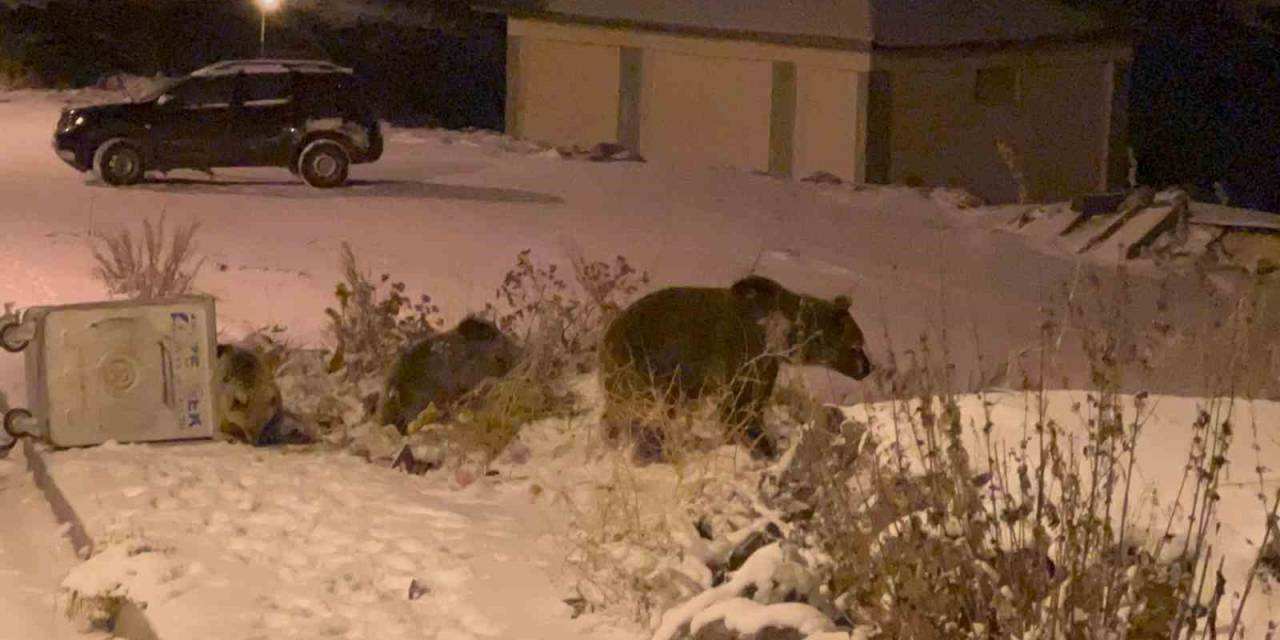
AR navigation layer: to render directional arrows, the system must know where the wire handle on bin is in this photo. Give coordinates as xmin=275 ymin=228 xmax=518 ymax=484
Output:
xmin=0 ymin=317 xmax=32 ymax=353
xmin=0 ymin=408 xmax=35 ymax=458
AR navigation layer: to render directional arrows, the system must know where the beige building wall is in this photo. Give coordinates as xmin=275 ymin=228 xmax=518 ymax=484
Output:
xmin=793 ymin=66 xmax=864 ymax=182
xmin=510 ymin=37 xmax=621 ymax=147
xmin=508 ymin=18 xmax=873 ymax=175
xmin=882 ymin=54 xmax=1118 ymax=203
xmin=639 ymin=51 xmax=774 ymax=172
xmin=505 ymin=19 xmax=1127 ymax=203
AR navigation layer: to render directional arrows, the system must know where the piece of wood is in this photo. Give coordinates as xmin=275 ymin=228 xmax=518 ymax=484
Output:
xmin=1125 ymin=205 xmax=1184 ymax=259
xmin=1189 ymin=202 xmax=1280 ymax=232
xmin=1062 ymin=191 xmax=1139 ymax=237
xmin=1079 ymin=204 xmax=1176 ymax=260
xmin=1077 ymin=187 xmax=1156 ymax=253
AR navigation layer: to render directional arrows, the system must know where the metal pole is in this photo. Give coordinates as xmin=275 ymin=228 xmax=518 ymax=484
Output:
xmin=260 ymin=11 xmax=266 ymax=58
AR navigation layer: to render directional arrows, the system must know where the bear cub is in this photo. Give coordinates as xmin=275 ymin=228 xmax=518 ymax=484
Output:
xmin=600 ymin=275 xmax=872 ymax=461
xmin=379 ymin=316 xmax=518 ymax=433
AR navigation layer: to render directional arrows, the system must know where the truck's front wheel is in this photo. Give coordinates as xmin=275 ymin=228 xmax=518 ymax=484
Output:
xmin=93 ymin=139 xmax=145 ymax=186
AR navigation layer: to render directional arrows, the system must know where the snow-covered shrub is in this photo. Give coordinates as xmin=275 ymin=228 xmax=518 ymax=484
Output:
xmin=278 ymin=246 xmax=649 ymax=468
xmin=324 ymin=241 xmax=444 ymax=383
xmin=555 ymin=383 xmax=803 ymax=629
xmin=996 ymin=138 xmax=1030 ymax=205
xmin=89 ymin=213 xmax=204 ymax=300
xmin=436 ymin=248 xmax=650 ymax=462
xmin=484 ymin=248 xmax=648 ymax=382
xmin=445 ymin=374 xmax=555 ymax=468
xmin=746 ymin=274 xmax=1275 ymax=640
xmin=0 ymin=57 xmax=36 ymax=90
xmin=58 ymin=537 xmax=182 ymax=633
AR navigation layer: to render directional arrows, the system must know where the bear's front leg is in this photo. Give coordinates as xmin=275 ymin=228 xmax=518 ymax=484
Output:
xmin=721 ymin=374 xmax=778 ymax=460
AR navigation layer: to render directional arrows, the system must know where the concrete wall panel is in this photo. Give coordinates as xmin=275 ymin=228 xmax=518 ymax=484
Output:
xmin=640 ymin=51 xmax=773 ymax=171
xmin=793 ymin=66 xmax=862 ymax=181
xmin=514 ymin=38 xmax=621 ymax=147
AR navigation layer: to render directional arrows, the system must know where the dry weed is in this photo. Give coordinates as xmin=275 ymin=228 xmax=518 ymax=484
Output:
xmin=89 ymin=213 xmax=203 ymax=300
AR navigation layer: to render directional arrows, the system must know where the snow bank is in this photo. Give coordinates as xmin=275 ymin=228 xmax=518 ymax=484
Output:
xmin=689 ymin=598 xmax=835 ymax=637
xmin=650 ymin=543 xmax=786 ymax=640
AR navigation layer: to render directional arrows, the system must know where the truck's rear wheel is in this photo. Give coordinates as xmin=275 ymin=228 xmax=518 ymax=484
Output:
xmin=93 ymin=139 xmax=145 ymax=186
xmin=297 ymin=140 xmax=349 ymax=189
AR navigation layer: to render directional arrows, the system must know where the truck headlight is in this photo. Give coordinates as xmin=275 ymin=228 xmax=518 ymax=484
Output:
xmin=60 ymin=114 xmax=87 ymax=132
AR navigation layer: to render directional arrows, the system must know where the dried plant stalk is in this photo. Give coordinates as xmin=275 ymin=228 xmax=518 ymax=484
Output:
xmin=90 ymin=213 xmax=204 ymax=300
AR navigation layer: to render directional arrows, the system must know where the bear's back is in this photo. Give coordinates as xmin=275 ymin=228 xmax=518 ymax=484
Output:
xmin=602 ymin=286 xmax=767 ymax=387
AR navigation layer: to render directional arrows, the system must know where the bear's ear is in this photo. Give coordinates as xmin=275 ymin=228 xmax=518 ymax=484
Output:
xmin=732 ymin=276 xmax=786 ymax=320
xmin=731 ymin=276 xmax=783 ymax=303
xmin=456 ymin=316 xmax=501 ymax=342
xmin=833 ymin=295 xmax=852 ymax=310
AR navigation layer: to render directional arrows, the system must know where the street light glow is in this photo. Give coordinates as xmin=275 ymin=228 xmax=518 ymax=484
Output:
xmin=256 ymin=0 xmax=282 ymax=57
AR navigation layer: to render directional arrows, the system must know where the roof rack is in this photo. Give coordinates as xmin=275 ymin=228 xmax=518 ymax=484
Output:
xmin=190 ymin=59 xmax=354 ymax=77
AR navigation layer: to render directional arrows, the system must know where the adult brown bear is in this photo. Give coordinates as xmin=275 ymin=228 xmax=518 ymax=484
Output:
xmin=600 ymin=275 xmax=872 ymax=461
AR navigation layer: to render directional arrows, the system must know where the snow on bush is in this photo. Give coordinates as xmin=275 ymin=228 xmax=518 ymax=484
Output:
xmin=649 ymin=543 xmax=786 ymax=640
xmin=263 ymin=244 xmax=649 ymax=477
xmin=689 ymin=598 xmax=835 ymax=638
xmin=58 ymin=537 xmax=196 ymax=632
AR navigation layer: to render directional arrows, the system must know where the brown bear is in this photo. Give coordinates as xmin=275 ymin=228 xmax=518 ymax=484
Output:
xmin=378 ymin=316 xmax=518 ymax=433
xmin=599 ymin=275 xmax=872 ymax=461
xmin=216 ymin=343 xmax=290 ymax=446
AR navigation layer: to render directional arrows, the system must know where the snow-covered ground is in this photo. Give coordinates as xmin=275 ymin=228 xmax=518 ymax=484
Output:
xmin=0 ymin=87 xmax=1278 ymax=639
xmin=40 ymin=435 xmax=636 ymax=640
xmin=0 ymin=446 xmax=110 ymax=640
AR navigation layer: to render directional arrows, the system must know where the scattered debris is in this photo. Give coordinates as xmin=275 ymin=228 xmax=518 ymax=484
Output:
xmin=1009 ymin=185 xmax=1278 ymax=274
xmin=1122 ymin=190 xmax=1190 ymax=260
xmin=557 ymin=142 xmax=645 ymax=163
xmin=1060 ymin=189 xmax=1136 ymax=235
xmin=391 ymin=445 xmax=437 ymax=475
xmin=563 ymin=596 xmax=591 ymax=619
xmin=800 ymin=172 xmax=845 ymax=186
xmin=929 ymin=187 xmax=985 ymax=210
xmin=408 ymin=578 xmax=430 ymax=601
xmin=1076 ymin=186 xmax=1157 ymax=253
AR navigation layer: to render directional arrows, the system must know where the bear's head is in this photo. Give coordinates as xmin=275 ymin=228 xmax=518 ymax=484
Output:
xmin=731 ymin=276 xmax=873 ymax=380
xmin=793 ymin=294 xmax=873 ymax=380
xmin=454 ymin=315 xmax=519 ymax=379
